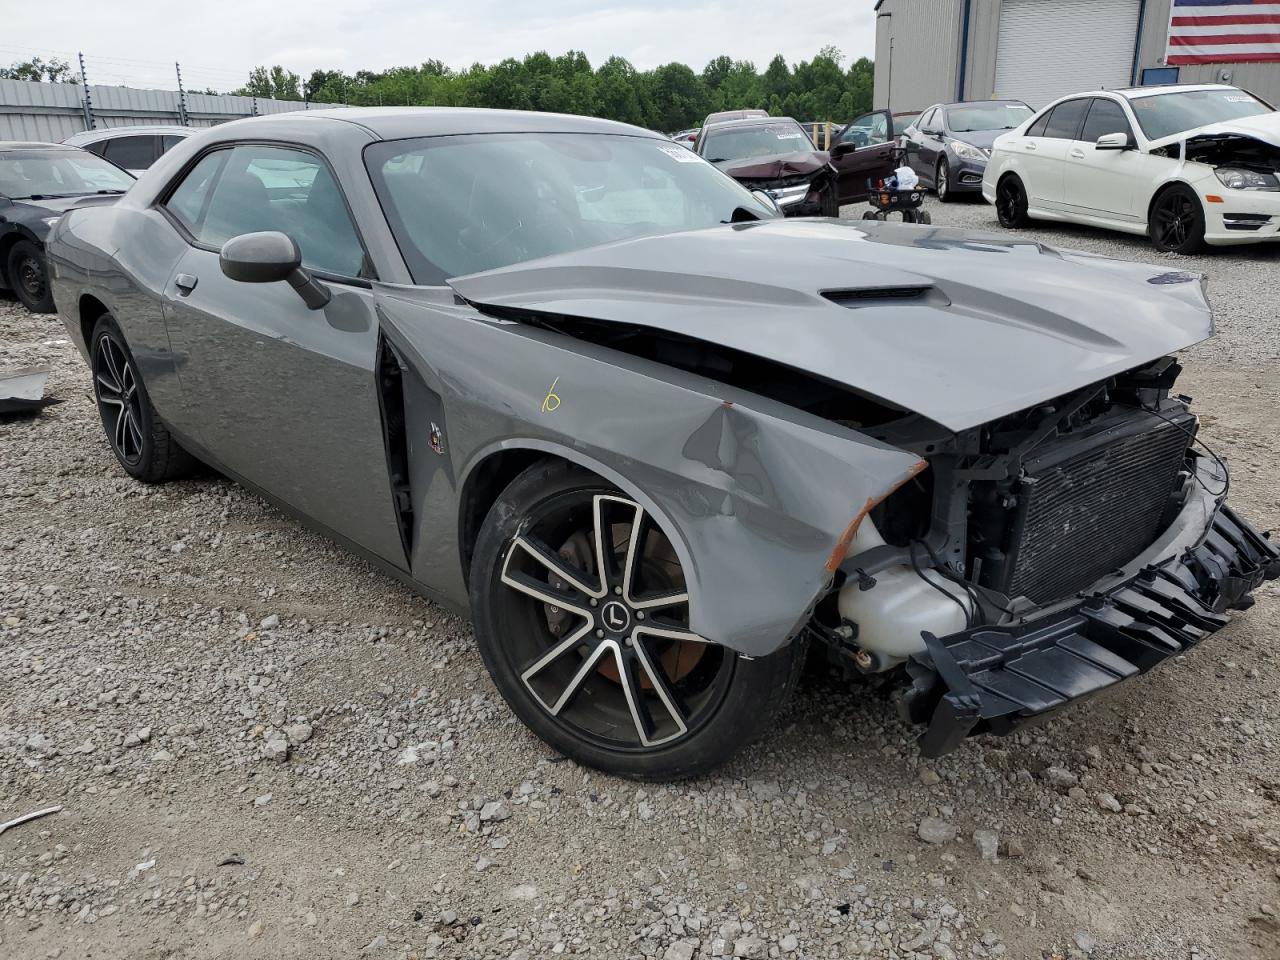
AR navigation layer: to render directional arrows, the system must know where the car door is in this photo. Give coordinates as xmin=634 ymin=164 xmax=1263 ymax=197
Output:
xmin=918 ymin=109 xmax=950 ymax=184
xmin=1061 ymin=97 xmax=1156 ymax=223
xmin=156 ymin=141 xmax=409 ymax=567
xmin=830 ymin=110 xmax=897 ymax=203
xmin=1010 ymin=98 xmax=1090 ymax=209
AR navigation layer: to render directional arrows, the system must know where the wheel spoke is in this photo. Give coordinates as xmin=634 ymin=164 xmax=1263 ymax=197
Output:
xmin=629 ymin=640 xmax=689 ymax=745
xmin=96 ymin=371 xmax=122 ymax=396
xmin=507 ymin=534 xmax=603 ymax=600
xmin=546 ymin=640 xmax=613 ymax=716
xmin=520 ymin=621 xmax=595 ymax=695
xmin=114 ymin=406 xmax=129 ymax=452
xmin=126 ymin=408 xmax=144 ymax=453
xmin=634 ymin=622 xmax=712 ymax=646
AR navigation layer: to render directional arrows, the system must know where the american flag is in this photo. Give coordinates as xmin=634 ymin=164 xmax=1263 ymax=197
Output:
xmin=1167 ymin=0 xmax=1280 ymax=64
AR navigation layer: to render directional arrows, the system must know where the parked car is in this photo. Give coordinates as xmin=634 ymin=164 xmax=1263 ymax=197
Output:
xmin=984 ymin=84 xmax=1280 ymax=253
xmin=902 ymin=100 xmax=1033 ymax=201
xmin=702 ymin=109 xmax=768 ymax=127
xmin=48 ymin=108 xmax=1279 ymax=779
xmin=0 ymin=141 xmax=134 ymax=312
xmin=696 ymin=116 xmax=894 ymax=213
xmin=64 ymin=125 xmax=193 ymax=176
xmin=670 ymin=128 xmax=699 ymax=148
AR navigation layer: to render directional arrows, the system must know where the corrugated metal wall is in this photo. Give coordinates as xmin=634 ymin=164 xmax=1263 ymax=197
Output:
xmin=0 ymin=78 xmax=341 ymax=141
xmin=872 ymin=0 xmax=964 ymax=112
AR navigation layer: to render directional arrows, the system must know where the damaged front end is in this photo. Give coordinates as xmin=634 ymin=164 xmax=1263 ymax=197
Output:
xmin=818 ymin=357 xmax=1280 ymax=756
xmin=718 ymin=154 xmax=839 ymax=216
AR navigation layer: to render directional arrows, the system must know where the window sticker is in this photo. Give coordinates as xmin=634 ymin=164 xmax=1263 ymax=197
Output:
xmin=656 ymin=143 xmax=702 ymax=162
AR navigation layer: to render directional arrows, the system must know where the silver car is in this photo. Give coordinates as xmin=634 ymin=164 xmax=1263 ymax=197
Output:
xmin=46 ymin=108 xmax=1280 ymax=779
xmin=63 ymin=125 xmax=193 ymax=176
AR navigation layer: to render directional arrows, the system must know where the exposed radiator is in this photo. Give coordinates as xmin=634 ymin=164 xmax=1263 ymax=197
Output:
xmin=1003 ymin=409 xmax=1196 ymax=604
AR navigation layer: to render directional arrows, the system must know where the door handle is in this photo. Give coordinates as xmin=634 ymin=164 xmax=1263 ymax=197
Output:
xmin=1069 ymin=149 xmax=1086 ymax=159
xmin=174 ymin=273 xmax=198 ymax=295
xmin=1024 ymin=143 xmax=1037 ymax=151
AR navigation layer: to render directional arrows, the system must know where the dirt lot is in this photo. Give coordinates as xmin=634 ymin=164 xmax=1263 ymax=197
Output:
xmin=2 ymin=200 xmax=1279 ymax=960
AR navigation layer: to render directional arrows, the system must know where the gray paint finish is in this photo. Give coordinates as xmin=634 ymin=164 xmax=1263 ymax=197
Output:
xmin=45 ymin=107 xmax=1213 ymax=658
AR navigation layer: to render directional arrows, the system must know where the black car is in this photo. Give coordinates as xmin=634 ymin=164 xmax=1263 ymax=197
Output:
xmin=902 ymin=100 xmax=1033 ymax=201
xmin=0 ymin=141 xmax=134 ymax=312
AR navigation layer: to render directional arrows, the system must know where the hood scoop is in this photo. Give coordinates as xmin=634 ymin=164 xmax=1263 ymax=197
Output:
xmin=822 ymin=286 xmax=942 ymax=307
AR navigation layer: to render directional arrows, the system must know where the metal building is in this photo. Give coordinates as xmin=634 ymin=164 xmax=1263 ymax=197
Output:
xmin=874 ymin=0 xmax=1280 ymax=112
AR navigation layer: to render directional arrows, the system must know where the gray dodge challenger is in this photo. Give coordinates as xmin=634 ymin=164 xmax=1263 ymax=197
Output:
xmin=47 ymin=108 xmax=1279 ymax=779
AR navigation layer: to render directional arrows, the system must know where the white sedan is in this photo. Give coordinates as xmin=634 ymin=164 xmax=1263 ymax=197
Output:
xmin=983 ymin=84 xmax=1279 ymax=254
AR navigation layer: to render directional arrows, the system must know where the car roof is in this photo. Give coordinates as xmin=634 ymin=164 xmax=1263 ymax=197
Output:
xmin=940 ymin=99 xmax=1029 ymax=109
xmin=1093 ymin=83 xmax=1239 ymax=100
xmin=0 ymin=140 xmax=82 ymax=152
xmin=206 ymin=106 xmax=658 ymax=143
xmin=64 ymin=125 xmax=194 ymax=143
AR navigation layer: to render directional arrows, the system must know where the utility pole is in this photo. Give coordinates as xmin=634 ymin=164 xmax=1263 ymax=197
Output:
xmin=175 ymin=62 xmax=189 ymax=126
xmin=78 ymin=52 xmax=95 ymax=130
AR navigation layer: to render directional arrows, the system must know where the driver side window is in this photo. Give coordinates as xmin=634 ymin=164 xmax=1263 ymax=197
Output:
xmin=163 ymin=144 xmax=367 ymax=279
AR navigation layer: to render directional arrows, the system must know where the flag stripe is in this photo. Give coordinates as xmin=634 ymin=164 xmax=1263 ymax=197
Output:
xmin=1168 ymin=50 xmax=1280 ymax=62
xmin=1173 ymin=13 xmax=1280 ymax=24
xmin=1170 ymin=30 xmax=1280 ymax=42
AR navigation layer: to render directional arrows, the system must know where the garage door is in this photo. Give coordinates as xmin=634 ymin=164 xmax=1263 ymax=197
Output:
xmin=994 ymin=0 xmax=1141 ymax=108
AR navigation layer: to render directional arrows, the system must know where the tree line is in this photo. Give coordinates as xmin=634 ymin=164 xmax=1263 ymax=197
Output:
xmin=232 ymin=47 xmax=875 ymax=132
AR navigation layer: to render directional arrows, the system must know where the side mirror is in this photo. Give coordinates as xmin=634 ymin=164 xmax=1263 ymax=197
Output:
xmin=219 ymin=231 xmax=330 ymax=310
xmin=1095 ymin=132 xmax=1132 ymax=151
xmin=832 ymin=141 xmax=857 ymax=157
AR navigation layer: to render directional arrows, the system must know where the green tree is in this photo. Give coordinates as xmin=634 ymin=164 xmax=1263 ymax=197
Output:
xmin=0 ymin=57 xmax=79 ymax=83
xmin=233 ymin=65 xmax=301 ymax=101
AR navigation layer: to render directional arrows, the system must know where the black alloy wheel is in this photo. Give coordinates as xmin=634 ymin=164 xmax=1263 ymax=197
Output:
xmin=1150 ymin=185 xmax=1206 ymax=255
xmin=7 ymin=239 xmax=55 ymax=313
xmin=995 ymin=175 xmax=1030 ymax=228
xmin=470 ymin=462 xmax=806 ymax=779
xmin=90 ymin=314 xmax=195 ymax=482
xmin=935 ymin=157 xmax=952 ymax=202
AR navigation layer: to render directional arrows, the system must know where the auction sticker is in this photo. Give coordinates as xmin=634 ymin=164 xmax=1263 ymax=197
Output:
xmin=657 ymin=144 xmax=703 ymax=162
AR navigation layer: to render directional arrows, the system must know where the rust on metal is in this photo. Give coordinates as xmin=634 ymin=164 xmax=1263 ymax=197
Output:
xmin=824 ymin=459 xmax=929 ymax=573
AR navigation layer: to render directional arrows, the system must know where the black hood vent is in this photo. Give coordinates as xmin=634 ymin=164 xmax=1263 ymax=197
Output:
xmin=823 ymin=286 xmax=935 ymax=307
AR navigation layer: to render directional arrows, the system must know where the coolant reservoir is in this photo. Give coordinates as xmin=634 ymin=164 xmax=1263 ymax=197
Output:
xmin=837 ymin=518 xmax=972 ymax=659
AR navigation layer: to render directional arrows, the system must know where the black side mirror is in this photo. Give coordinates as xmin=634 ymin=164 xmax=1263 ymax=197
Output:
xmin=832 ymin=141 xmax=856 ymax=157
xmin=219 ymin=231 xmax=330 ymax=310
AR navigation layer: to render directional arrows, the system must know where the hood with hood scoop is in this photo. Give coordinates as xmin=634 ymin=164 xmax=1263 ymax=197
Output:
xmin=449 ymin=217 xmax=1213 ymax=432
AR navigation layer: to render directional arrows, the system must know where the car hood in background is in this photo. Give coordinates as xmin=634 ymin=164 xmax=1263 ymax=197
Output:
xmin=6 ymin=194 xmax=125 ymax=216
xmin=947 ymin=129 xmax=1005 ymax=151
xmin=712 ymin=151 xmax=832 ymax=180
xmin=450 ymin=218 xmax=1213 ymax=433
xmin=1155 ymin=110 xmax=1280 ymax=149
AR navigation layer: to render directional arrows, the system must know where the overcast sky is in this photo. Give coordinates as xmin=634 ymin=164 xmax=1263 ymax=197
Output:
xmin=8 ymin=2 xmax=877 ymax=92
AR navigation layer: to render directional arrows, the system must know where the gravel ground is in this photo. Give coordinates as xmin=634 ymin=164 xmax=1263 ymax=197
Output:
xmin=2 ymin=200 xmax=1279 ymax=960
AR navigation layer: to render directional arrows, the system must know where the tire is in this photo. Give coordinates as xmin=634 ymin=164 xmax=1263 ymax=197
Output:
xmin=470 ymin=460 xmax=806 ymax=780
xmin=917 ymin=210 xmax=932 ymax=225
xmin=90 ymin=314 xmax=196 ymax=483
xmin=862 ymin=210 xmax=882 ymax=221
xmin=1149 ymin=184 xmax=1206 ymax=255
xmin=819 ymin=189 xmax=839 ymax=218
xmin=6 ymin=239 xmax=55 ymax=313
xmin=995 ymin=175 xmax=1030 ymax=228
xmin=935 ymin=158 xmax=953 ymax=203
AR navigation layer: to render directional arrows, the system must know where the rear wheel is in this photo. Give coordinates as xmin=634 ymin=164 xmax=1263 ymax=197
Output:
xmin=1149 ymin=185 xmax=1206 ymax=254
xmin=90 ymin=314 xmax=196 ymax=482
xmin=995 ymin=175 xmax=1030 ymax=228
xmin=6 ymin=239 xmax=55 ymax=313
xmin=470 ymin=461 xmax=805 ymax=780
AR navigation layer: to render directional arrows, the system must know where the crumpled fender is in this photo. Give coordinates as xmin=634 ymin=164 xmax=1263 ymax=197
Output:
xmin=717 ymin=150 xmax=833 ymax=180
xmin=376 ymin=286 xmax=924 ymax=656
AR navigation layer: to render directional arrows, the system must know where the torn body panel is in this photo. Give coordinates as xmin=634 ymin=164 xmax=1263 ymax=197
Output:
xmin=374 ymin=284 xmax=924 ymax=656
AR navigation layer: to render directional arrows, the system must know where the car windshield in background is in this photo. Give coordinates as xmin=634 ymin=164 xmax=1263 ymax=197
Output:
xmin=1129 ymin=88 xmax=1273 ymax=140
xmin=946 ymin=103 xmax=1033 ymax=133
xmin=366 ymin=133 xmax=774 ymax=284
xmin=702 ymin=122 xmax=813 ymax=162
xmin=0 ymin=150 xmax=135 ymax=199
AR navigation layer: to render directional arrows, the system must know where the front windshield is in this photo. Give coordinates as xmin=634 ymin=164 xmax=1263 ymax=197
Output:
xmin=702 ymin=121 xmax=813 ymax=162
xmin=946 ymin=103 xmax=1033 ymax=133
xmin=366 ymin=132 xmax=775 ymax=284
xmin=1129 ymin=88 xmax=1272 ymax=140
xmin=0 ymin=150 xmax=135 ymax=199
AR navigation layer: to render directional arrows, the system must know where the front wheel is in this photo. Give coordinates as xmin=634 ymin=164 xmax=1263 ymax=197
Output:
xmin=936 ymin=158 xmax=953 ymax=202
xmin=1149 ymin=185 xmax=1206 ymax=254
xmin=470 ymin=461 xmax=806 ymax=780
xmin=6 ymin=239 xmax=55 ymax=313
xmin=995 ymin=175 xmax=1030 ymax=228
